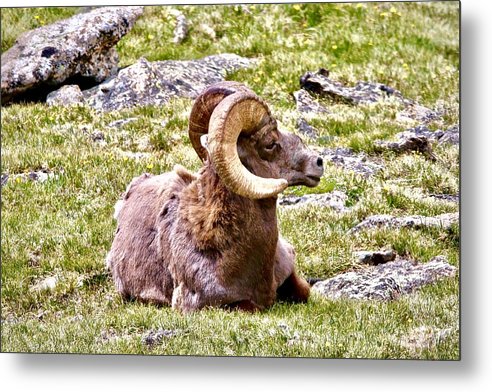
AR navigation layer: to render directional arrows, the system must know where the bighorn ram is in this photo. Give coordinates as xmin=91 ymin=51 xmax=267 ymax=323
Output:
xmin=106 ymin=81 xmax=324 ymax=312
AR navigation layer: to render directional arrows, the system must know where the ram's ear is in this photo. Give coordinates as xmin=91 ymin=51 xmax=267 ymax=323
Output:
xmin=200 ymin=135 xmax=210 ymax=160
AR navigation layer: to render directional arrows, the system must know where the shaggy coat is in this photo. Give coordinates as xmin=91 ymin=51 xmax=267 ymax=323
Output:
xmin=106 ymin=81 xmax=323 ymax=313
xmin=107 ymin=163 xmax=310 ymax=312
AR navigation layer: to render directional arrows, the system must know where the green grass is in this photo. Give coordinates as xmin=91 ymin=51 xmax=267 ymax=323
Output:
xmin=1 ymin=2 xmax=459 ymax=359
xmin=1 ymin=7 xmax=81 ymax=53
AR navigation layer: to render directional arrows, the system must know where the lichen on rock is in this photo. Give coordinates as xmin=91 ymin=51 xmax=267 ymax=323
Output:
xmin=317 ymin=147 xmax=384 ymax=177
xmin=82 ymin=54 xmax=255 ymax=111
xmin=1 ymin=6 xmax=144 ymax=104
xmin=349 ymin=212 xmax=459 ymax=233
xmin=312 ymin=256 xmax=457 ymax=301
xmin=279 ymin=190 xmax=349 ymax=212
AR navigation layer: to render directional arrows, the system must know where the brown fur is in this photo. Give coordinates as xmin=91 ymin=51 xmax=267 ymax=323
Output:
xmin=106 ymin=86 xmax=324 ymax=313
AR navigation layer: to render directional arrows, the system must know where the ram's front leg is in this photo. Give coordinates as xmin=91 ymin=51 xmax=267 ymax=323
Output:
xmin=274 ymin=237 xmax=310 ymax=303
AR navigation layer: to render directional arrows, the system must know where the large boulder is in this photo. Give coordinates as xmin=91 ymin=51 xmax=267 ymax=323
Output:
xmin=1 ymin=6 xmax=144 ymax=104
xmin=80 ymin=54 xmax=255 ymax=111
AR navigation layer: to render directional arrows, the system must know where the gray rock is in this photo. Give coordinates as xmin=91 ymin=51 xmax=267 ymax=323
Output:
xmin=374 ymin=124 xmax=459 ymax=158
xmin=312 ymin=256 xmax=456 ymax=300
xmin=1 ymin=6 xmax=144 ymax=104
xmin=108 ymin=117 xmax=139 ymax=128
xmin=46 ymin=85 xmax=85 ymax=106
xmin=319 ymin=147 xmax=384 ymax=177
xmin=173 ymin=12 xmax=189 ymax=44
xmin=398 ymin=325 xmax=454 ymax=354
xmin=396 ymin=103 xmax=443 ymax=124
xmin=293 ymin=89 xmax=330 ymax=114
xmin=429 ymin=193 xmax=459 ymax=203
xmin=30 ymin=276 xmax=58 ymax=292
xmin=399 ymin=125 xmax=444 ymax=141
xmin=300 ymin=69 xmax=405 ymax=105
xmin=374 ymin=134 xmax=436 ymax=160
xmin=142 ymin=329 xmax=180 ymax=347
xmin=350 ymin=212 xmax=459 ymax=233
xmin=83 ymin=54 xmax=255 ymax=111
xmin=1 ymin=174 xmax=8 ymax=187
xmin=296 ymin=117 xmax=319 ymax=139
xmin=356 ymin=250 xmax=397 ymax=266
xmin=279 ymin=190 xmax=349 ymax=212
xmin=298 ymin=69 xmax=440 ymax=122
xmin=438 ymin=124 xmax=460 ymax=146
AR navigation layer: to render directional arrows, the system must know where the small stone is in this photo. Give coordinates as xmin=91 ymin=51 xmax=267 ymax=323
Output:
xmin=296 ymin=117 xmax=319 ymax=139
xmin=438 ymin=124 xmax=459 ymax=146
xmin=46 ymin=85 xmax=85 ymax=106
xmin=91 ymin=131 xmax=105 ymax=142
xmin=108 ymin=118 xmax=138 ymax=128
xmin=279 ymin=191 xmax=349 ymax=212
xmin=1 ymin=173 xmax=9 ymax=187
xmin=318 ymin=147 xmax=383 ymax=177
xmin=172 ymin=12 xmax=189 ymax=44
xmin=374 ymin=134 xmax=436 ymax=160
xmin=293 ymin=89 xmax=330 ymax=114
xmin=142 ymin=329 xmax=179 ymax=347
xmin=356 ymin=250 xmax=397 ymax=266
xmin=396 ymin=103 xmax=442 ymax=124
xmin=31 ymin=276 xmax=58 ymax=292
xmin=429 ymin=193 xmax=459 ymax=203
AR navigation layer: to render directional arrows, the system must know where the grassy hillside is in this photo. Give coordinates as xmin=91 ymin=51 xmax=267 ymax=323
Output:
xmin=1 ymin=2 xmax=459 ymax=359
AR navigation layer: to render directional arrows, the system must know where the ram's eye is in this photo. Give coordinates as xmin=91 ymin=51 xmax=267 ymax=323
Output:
xmin=265 ymin=142 xmax=277 ymax=151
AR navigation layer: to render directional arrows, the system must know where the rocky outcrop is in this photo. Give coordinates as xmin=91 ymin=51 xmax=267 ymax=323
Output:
xmin=300 ymin=68 xmax=405 ymax=105
xmin=80 ymin=54 xmax=254 ymax=111
xmin=374 ymin=133 xmax=436 ymax=160
xmin=375 ymin=124 xmax=459 ymax=156
xmin=279 ymin=190 xmax=349 ymax=212
xmin=350 ymin=212 xmax=459 ymax=233
xmin=312 ymin=256 xmax=456 ymax=300
xmin=437 ymin=124 xmax=460 ymax=146
xmin=296 ymin=68 xmax=440 ymax=123
xmin=1 ymin=6 xmax=144 ymax=104
xmin=317 ymin=147 xmax=384 ymax=177
xmin=296 ymin=118 xmax=319 ymax=139
xmin=293 ymin=89 xmax=330 ymax=114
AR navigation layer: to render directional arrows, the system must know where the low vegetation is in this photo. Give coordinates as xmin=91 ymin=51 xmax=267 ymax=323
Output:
xmin=1 ymin=2 xmax=459 ymax=359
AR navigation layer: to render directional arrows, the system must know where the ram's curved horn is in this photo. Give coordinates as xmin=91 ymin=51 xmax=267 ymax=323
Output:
xmin=188 ymin=82 xmax=250 ymax=162
xmin=208 ymin=92 xmax=288 ymax=199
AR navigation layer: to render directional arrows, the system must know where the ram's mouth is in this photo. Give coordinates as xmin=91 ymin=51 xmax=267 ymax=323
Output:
xmin=305 ymin=175 xmax=321 ymax=187
xmin=288 ymin=175 xmax=321 ymax=187
xmin=307 ymin=175 xmax=321 ymax=182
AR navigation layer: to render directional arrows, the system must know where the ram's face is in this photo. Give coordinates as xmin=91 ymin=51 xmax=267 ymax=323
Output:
xmin=190 ymin=81 xmax=323 ymax=199
xmin=238 ymin=119 xmax=324 ymax=188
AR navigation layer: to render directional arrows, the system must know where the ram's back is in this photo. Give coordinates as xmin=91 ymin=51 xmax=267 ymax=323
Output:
xmin=106 ymin=167 xmax=196 ymax=304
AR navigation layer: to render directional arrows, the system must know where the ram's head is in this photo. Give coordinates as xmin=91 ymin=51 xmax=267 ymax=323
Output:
xmin=189 ymin=81 xmax=324 ymax=199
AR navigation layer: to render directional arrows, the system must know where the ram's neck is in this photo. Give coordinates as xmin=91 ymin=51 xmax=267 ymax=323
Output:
xmin=180 ymin=163 xmax=278 ymax=251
